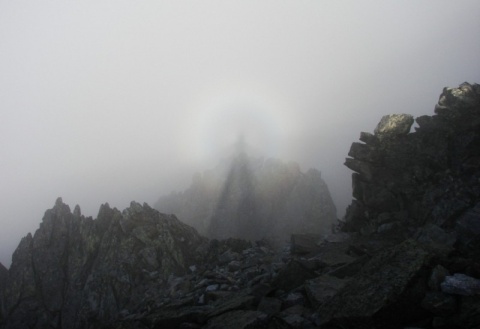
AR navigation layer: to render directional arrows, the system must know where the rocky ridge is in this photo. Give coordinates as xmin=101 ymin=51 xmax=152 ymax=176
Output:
xmin=0 ymin=82 xmax=479 ymax=329
xmin=155 ymin=152 xmax=337 ymax=244
xmin=1 ymin=199 xmax=207 ymax=329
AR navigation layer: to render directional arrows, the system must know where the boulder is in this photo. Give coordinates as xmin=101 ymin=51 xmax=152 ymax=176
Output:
xmin=441 ymin=273 xmax=480 ymax=296
xmin=203 ymin=310 xmax=267 ymax=329
xmin=374 ymin=114 xmax=414 ymax=140
xmin=455 ymin=202 xmax=480 ymax=254
xmin=428 ymin=265 xmax=450 ymax=291
xmin=290 ymin=234 xmax=322 ymax=255
xmin=257 ymin=297 xmax=282 ymax=317
xmin=304 ymin=275 xmax=348 ymax=308
xmin=421 ymin=291 xmax=457 ymax=315
xmin=273 ymin=261 xmax=317 ymax=292
xmin=317 ymin=240 xmax=431 ymax=327
xmin=414 ymin=224 xmax=457 ymax=254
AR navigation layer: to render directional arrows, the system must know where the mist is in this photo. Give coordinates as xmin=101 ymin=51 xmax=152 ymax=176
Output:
xmin=1 ymin=1 xmax=479 ymax=267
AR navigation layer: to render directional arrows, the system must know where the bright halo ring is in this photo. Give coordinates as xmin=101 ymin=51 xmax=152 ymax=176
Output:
xmin=186 ymin=88 xmax=293 ymax=165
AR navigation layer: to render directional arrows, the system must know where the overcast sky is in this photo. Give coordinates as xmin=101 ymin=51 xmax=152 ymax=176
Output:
xmin=1 ymin=1 xmax=479 ymax=267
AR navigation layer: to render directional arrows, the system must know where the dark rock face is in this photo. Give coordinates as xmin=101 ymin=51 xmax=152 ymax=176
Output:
xmin=2 ymin=198 xmax=207 ymax=329
xmin=156 ymin=153 xmax=337 ymax=244
xmin=344 ymin=82 xmax=480 ymax=241
xmin=336 ymin=82 xmax=480 ymax=328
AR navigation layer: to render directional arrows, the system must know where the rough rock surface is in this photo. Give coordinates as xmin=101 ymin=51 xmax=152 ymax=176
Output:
xmin=1 ymin=82 xmax=480 ymax=329
xmin=155 ymin=153 xmax=337 ymax=244
xmin=1 ymin=199 xmax=207 ymax=329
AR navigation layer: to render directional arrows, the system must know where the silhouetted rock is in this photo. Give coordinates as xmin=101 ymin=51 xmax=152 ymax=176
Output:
xmin=344 ymin=82 xmax=480 ymax=239
xmin=336 ymin=81 xmax=480 ymax=328
xmin=2 ymin=199 xmax=207 ymax=329
xmin=156 ymin=155 xmax=337 ymax=245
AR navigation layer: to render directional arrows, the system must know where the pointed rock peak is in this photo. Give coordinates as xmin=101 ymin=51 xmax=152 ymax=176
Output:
xmin=130 ymin=201 xmax=143 ymax=211
xmin=51 ymin=197 xmax=71 ymax=215
xmin=123 ymin=201 xmax=144 ymax=219
xmin=142 ymin=202 xmax=152 ymax=211
xmin=97 ymin=203 xmax=112 ymax=217
xmin=73 ymin=205 xmax=81 ymax=217
xmin=55 ymin=197 xmax=64 ymax=207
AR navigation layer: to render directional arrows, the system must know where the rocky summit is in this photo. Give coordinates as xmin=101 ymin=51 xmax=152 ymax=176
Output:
xmin=155 ymin=153 xmax=337 ymax=245
xmin=1 ymin=82 xmax=480 ymax=329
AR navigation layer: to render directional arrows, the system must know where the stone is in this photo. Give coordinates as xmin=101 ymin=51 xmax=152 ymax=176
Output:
xmin=311 ymin=240 xmax=356 ymax=267
xmin=326 ymin=255 xmax=369 ymax=279
xmin=203 ymin=310 xmax=267 ymax=329
xmin=257 ymin=297 xmax=282 ymax=316
xmin=456 ymin=295 xmax=480 ymax=328
xmin=273 ymin=261 xmax=317 ymax=292
xmin=282 ymin=292 xmax=306 ymax=308
xmin=317 ymin=240 xmax=431 ymax=326
xmin=374 ymin=114 xmax=414 ymax=139
xmin=414 ymin=224 xmax=457 ymax=254
xmin=348 ymin=142 xmax=378 ymax=163
xmin=428 ymin=265 xmax=450 ymax=291
xmin=359 ymin=131 xmax=377 ymax=144
xmin=205 ymin=284 xmax=219 ymax=292
xmin=441 ymin=273 xmax=480 ymax=296
xmin=227 ymin=260 xmax=242 ymax=272
xmin=455 ymin=202 xmax=480 ymax=253
xmin=305 ymin=275 xmax=348 ymax=308
xmin=290 ymin=234 xmax=322 ymax=255
xmin=421 ymin=291 xmax=457 ymax=315
xmin=205 ymin=294 xmax=256 ymax=319
xmin=377 ymin=221 xmax=401 ymax=234
xmin=277 ymin=313 xmax=308 ymax=328
xmin=436 ymin=82 xmax=480 ymax=112
xmin=218 ymin=250 xmax=241 ymax=264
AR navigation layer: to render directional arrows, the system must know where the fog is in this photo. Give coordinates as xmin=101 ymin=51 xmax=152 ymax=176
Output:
xmin=1 ymin=1 xmax=479 ymax=267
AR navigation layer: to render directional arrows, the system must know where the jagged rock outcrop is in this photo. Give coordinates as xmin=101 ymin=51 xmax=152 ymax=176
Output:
xmin=1 ymin=198 xmax=207 ymax=329
xmin=156 ymin=153 xmax=337 ymax=244
xmin=335 ymin=82 xmax=480 ymax=328
xmin=344 ymin=82 xmax=480 ymax=240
